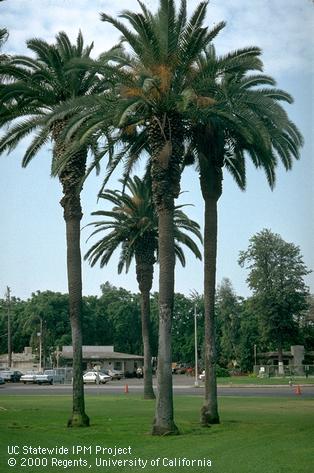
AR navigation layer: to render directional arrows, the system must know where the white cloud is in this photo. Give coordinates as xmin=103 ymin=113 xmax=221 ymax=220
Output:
xmin=207 ymin=0 xmax=314 ymax=76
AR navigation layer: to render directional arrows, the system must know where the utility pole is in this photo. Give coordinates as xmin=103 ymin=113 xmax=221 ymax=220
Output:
xmin=6 ymin=287 xmax=12 ymax=369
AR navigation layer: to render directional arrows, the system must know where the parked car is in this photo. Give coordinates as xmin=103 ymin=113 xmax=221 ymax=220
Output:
xmin=0 ymin=370 xmax=23 ymax=382
xmin=40 ymin=369 xmax=65 ymax=384
xmin=83 ymin=371 xmax=111 ymax=384
xmin=35 ymin=371 xmax=54 ymax=385
xmin=108 ymin=369 xmax=124 ymax=380
xmin=20 ymin=372 xmax=40 ymax=384
xmin=0 ymin=376 xmax=5 ymax=385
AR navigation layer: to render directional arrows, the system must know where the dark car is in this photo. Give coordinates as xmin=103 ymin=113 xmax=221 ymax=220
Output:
xmin=0 ymin=376 xmax=5 ymax=385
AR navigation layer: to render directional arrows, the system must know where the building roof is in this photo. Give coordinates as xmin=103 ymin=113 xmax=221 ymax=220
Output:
xmin=61 ymin=346 xmax=143 ymax=361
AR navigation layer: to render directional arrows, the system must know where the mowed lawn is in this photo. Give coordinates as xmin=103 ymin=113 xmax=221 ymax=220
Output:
xmin=0 ymin=394 xmax=313 ymax=473
xmin=215 ymin=376 xmax=314 ymax=385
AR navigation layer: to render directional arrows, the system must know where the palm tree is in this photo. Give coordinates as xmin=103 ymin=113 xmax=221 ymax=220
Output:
xmin=84 ymin=175 xmax=202 ymax=400
xmin=0 ymin=31 xmax=109 ymax=427
xmin=93 ymin=0 xmax=225 ymax=436
xmin=184 ymin=45 xmax=303 ymax=425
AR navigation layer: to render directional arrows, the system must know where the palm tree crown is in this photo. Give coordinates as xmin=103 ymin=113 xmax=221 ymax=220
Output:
xmin=0 ymin=30 xmax=106 ymax=173
xmin=84 ymin=175 xmax=202 ymax=270
xmin=185 ymin=44 xmax=303 ymax=191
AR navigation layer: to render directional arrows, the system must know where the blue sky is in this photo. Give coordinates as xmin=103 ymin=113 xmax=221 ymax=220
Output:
xmin=0 ymin=0 xmax=313 ymax=301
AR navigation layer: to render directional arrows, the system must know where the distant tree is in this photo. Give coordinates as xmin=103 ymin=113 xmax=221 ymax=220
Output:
xmin=236 ymin=298 xmax=260 ymax=372
xmin=81 ymin=295 xmax=114 ymax=347
xmin=0 ymin=291 xmax=71 ymax=364
xmin=298 ymin=294 xmax=314 ymax=353
xmin=216 ymin=279 xmax=241 ymax=368
xmin=20 ymin=291 xmax=70 ymax=364
xmin=172 ymin=293 xmax=203 ymax=365
xmin=0 ymin=296 xmax=27 ymax=355
xmin=99 ymin=282 xmax=142 ymax=354
xmin=239 ymin=229 xmax=311 ymax=364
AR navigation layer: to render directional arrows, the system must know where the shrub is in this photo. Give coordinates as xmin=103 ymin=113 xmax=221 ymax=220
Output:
xmin=216 ymin=366 xmax=230 ymax=377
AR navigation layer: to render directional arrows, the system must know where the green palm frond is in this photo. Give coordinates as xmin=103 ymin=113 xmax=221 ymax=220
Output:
xmin=0 ymin=29 xmax=105 ymax=179
xmin=85 ymin=175 xmax=202 ymax=273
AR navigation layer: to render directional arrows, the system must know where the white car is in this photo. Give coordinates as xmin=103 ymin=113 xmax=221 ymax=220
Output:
xmin=21 ymin=372 xmax=40 ymax=384
xmin=83 ymin=371 xmax=111 ymax=384
xmin=35 ymin=371 xmax=54 ymax=385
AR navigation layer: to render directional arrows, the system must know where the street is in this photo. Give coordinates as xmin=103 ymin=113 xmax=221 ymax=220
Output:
xmin=1 ymin=375 xmax=313 ymax=398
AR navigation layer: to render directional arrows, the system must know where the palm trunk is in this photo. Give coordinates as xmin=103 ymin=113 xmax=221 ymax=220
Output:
xmin=152 ymin=205 xmax=178 ymax=435
xmin=201 ymin=195 xmax=220 ymax=425
xmin=135 ymin=245 xmax=156 ymax=400
xmin=149 ymin=115 xmax=182 ymax=435
xmin=53 ymin=125 xmax=89 ymax=427
xmin=140 ymin=288 xmax=155 ymax=399
xmin=199 ymin=144 xmax=222 ymax=426
xmin=63 ymin=196 xmax=89 ymax=427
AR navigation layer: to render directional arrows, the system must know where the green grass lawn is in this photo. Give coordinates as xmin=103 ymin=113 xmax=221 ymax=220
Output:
xmin=216 ymin=376 xmax=314 ymax=385
xmin=0 ymin=395 xmax=313 ymax=473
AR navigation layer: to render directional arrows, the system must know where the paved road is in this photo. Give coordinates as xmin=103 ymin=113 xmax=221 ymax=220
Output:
xmin=1 ymin=381 xmax=313 ymax=398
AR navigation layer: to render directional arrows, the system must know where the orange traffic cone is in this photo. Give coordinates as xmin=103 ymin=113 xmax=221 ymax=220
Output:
xmin=124 ymin=384 xmax=129 ymax=394
xmin=295 ymin=385 xmax=301 ymax=395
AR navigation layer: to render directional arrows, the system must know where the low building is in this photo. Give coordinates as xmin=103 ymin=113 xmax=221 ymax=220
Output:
xmin=0 ymin=347 xmax=39 ymax=371
xmin=60 ymin=345 xmax=143 ymax=374
xmin=256 ymin=345 xmax=314 ymax=376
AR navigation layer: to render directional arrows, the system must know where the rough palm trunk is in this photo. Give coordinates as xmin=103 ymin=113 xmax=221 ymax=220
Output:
xmin=201 ymin=195 xmax=220 ymax=425
xmin=135 ymin=236 xmax=156 ymax=400
xmin=53 ymin=123 xmax=89 ymax=427
xmin=199 ymin=152 xmax=222 ymax=426
xmin=152 ymin=205 xmax=177 ymax=434
xmin=64 ymin=200 xmax=89 ymax=427
xmin=140 ymin=288 xmax=155 ymax=399
xmin=150 ymin=116 xmax=183 ymax=435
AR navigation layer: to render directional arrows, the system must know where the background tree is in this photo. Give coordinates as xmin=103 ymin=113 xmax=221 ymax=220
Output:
xmin=299 ymin=295 xmax=314 ymax=354
xmin=239 ymin=229 xmax=311 ymax=368
xmin=236 ymin=298 xmax=260 ymax=372
xmin=216 ymin=278 xmax=241 ymax=368
xmin=171 ymin=293 xmax=204 ymax=366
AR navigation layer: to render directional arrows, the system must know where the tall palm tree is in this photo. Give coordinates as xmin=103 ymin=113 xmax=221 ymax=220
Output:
xmin=84 ymin=175 xmax=202 ymax=400
xmin=94 ymin=0 xmax=225 ymax=436
xmin=0 ymin=31 xmax=109 ymax=427
xmin=184 ymin=45 xmax=303 ymax=425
